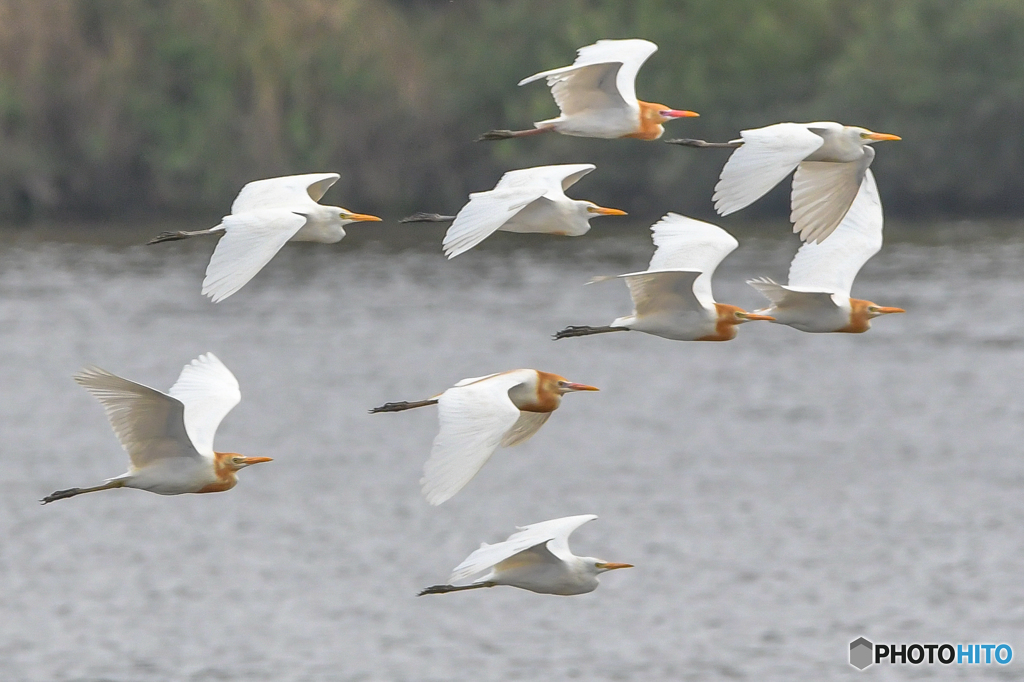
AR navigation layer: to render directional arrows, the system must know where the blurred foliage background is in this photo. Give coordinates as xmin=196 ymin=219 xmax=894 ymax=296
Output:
xmin=0 ymin=0 xmax=1021 ymax=224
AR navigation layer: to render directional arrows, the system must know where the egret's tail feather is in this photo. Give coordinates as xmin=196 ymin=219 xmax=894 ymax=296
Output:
xmin=554 ymin=325 xmax=630 ymax=340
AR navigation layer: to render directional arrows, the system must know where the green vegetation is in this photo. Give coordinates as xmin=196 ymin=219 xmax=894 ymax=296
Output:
xmin=0 ymin=0 xmax=1021 ymax=223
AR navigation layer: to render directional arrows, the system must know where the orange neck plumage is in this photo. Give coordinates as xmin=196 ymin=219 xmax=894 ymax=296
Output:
xmin=624 ymin=101 xmax=668 ymax=140
xmin=838 ymin=299 xmax=873 ymax=334
xmin=696 ymin=303 xmax=744 ymax=342
xmin=197 ymin=452 xmax=241 ymax=493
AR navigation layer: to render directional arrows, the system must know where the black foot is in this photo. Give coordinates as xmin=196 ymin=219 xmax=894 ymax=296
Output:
xmin=399 ymin=213 xmax=456 ymax=224
xmin=664 ymin=138 xmax=741 ymax=148
xmin=369 ymin=399 xmax=439 ymax=414
xmin=147 ymin=231 xmax=187 ymax=245
xmin=41 ymin=488 xmax=80 ymax=504
xmin=476 ymin=130 xmax=517 ymax=141
xmin=553 ymin=325 xmax=627 ymax=340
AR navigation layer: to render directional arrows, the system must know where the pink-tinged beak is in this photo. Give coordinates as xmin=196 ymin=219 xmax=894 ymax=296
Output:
xmin=596 ymin=562 xmax=634 ymax=570
xmin=345 ymin=212 xmax=382 ymax=222
xmin=660 ymin=109 xmax=700 ymax=118
xmin=874 ymin=306 xmax=905 ymax=314
xmin=737 ymin=312 xmax=775 ymax=322
xmin=864 ymin=132 xmax=901 ymax=141
xmin=563 ymin=382 xmax=600 ymax=392
xmin=240 ymin=456 xmax=273 ymax=465
xmin=587 ymin=205 xmax=628 ymax=216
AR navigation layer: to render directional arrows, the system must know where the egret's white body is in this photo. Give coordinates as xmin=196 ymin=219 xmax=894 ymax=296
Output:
xmin=556 ymin=214 xmax=773 ymax=342
xmin=420 ymin=515 xmax=632 ymax=596
xmin=747 ymin=170 xmax=905 ymax=333
xmin=149 ymin=173 xmax=380 ymax=302
xmin=712 ymin=122 xmax=900 ymax=243
xmin=481 ymin=39 xmax=697 ymax=141
xmin=370 ymin=369 xmax=598 ymax=505
xmin=440 ymin=164 xmax=625 ymax=258
xmin=42 ymin=353 xmax=272 ymax=504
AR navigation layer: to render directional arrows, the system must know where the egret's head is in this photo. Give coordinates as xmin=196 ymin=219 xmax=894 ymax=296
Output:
xmin=226 ymin=454 xmax=274 ymax=471
xmin=339 ymin=208 xmax=382 ymax=224
xmin=843 ymin=298 xmax=905 ymax=333
xmin=584 ymin=202 xmax=628 ymax=218
xmin=855 ymin=127 xmax=901 ymax=144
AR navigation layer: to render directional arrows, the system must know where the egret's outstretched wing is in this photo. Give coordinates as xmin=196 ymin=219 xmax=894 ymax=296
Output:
xmin=442 ymin=189 xmax=545 ymax=258
xmin=421 ymin=371 xmax=533 ymax=505
xmin=747 ymin=277 xmax=839 ymax=313
xmin=646 ymin=213 xmax=738 ymax=305
xmin=713 ymin=123 xmax=824 ymax=216
xmin=231 ymin=173 xmax=340 ymax=213
xmin=167 ymin=353 xmax=241 ymax=458
xmin=519 ymin=39 xmax=657 ymax=115
xmin=787 ymin=170 xmax=883 ymax=296
xmin=790 ymin=148 xmax=874 ymax=243
xmin=500 ymin=412 xmax=551 ymax=447
xmin=449 ymin=515 xmax=598 ymax=582
xmin=619 ymin=270 xmax=704 ymax=317
xmin=74 ymin=367 xmax=200 ymax=468
xmin=494 ymin=164 xmax=596 ymax=193
xmin=202 ymin=210 xmax=307 ymax=303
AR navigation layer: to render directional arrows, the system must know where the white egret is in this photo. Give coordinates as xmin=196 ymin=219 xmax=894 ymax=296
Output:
xmin=41 ymin=353 xmax=271 ymax=504
xmin=479 ymin=39 xmax=698 ymax=141
xmin=419 ymin=515 xmax=632 ymax=596
xmin=148 ymin=173 xmax=380 ymax=302
xmin=747 ymin=170 xmax=905 ymax=332
xmin=669 ymin=122 xmax=900 ymax=243
xmin=370 ymin=370 xmax=598 ymax=505
xmin=556 ymin=213 xmax=773 ymax=341
xmin=400 ymin=164 xmax=626 ymax=258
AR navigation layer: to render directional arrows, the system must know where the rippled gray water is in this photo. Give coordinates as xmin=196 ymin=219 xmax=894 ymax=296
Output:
xmin=1 ymin=220 xmax=1023 ymax=681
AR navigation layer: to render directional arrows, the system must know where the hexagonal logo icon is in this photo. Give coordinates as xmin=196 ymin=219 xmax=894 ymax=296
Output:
xmin=850 ymin=637 xmax=874 ymax=670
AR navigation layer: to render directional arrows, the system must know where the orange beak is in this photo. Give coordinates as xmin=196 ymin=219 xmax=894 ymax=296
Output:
xmin=345 ymin=212 xmax=382 ymax=222
xmin=737 ymin=312 xmax=775 ymax=322
xmin=563 ymin=382 xmax=600 ymax=392
xmin=874 ymin=306 xmax=905 ymax=314
xmin=660 ymin=110 xmax=700 ymax=118
xmin=865 ymin=132 xmax=901 ymax=141
xmin=587 ymin=206 xmax=628 ymax=216
xmin=239 ymin=456 xmax=273 ymax=465
xmin=596 ymin=562 xmax=634 ymax=570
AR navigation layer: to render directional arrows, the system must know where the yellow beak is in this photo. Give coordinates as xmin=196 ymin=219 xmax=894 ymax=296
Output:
xmin=587 ymin=206 xmax=628 ymax=216
xmin=240 ymin=456 xmax=274 ymax=465
xmin=344 ymin=212 xmax=382 ymax=222
xmin=563 ymin=382 xmax=600 ymax=392
xmin=596 ymin=562 xmax=634 ymax=570
xmin=864 ymin=132 xmax=901 ymax=141
xmin=874 ymin=306 xmax=905 ymax=314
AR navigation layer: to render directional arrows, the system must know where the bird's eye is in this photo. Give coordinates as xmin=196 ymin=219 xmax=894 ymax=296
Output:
xmin=232 ymin=457 xmax=243 ymax=464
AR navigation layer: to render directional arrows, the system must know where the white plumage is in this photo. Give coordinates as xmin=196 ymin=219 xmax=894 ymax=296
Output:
xmin=747 ymin=170 xmax=905 ymax=333
xmin=557 ymin=214 xmax=773 ymax=342
xmin=441 ymin=164 xmax=625 ymax=258
xmin=712 ymin=122 xmax=900 ymax=243
xmin=420 ymin=515 xmax=632 ymax=596
xmin=42 ymin=353 xmax=272 ymax=503
xmin=150 ymin=173 xmax=380 ymax=302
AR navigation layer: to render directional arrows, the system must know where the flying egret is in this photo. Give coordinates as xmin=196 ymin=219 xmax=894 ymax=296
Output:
xmin=41 ymin=353 xmax=271 ymax=504
xmin=147 ymin=173 xmax=380 ymax=302
xmin=399 ymin=164 xmax=626 ymax=259
xmin=370 ymin=370 xmax=598 ymax=505
xmin=555 ymin=213 xmax=774 ymax=342
xmin=668 ymin=122 xmax=900 ymax=243
xmin=747 ymin=170 xmax=905 ymax=333
xmin=419 ymin=515 xmax=632 ymax=596
xmin=478 ymin=38 xmax=698 ymax=141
